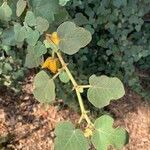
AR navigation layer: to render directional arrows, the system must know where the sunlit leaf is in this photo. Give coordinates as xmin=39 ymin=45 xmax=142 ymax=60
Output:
xmin=0 ymin=2 xmax=12 ymax=21
xmin=54 ymin=121 xmax=89 ymax=150
xmin=16 ymin=0 xmax=27 ymax=17
xmin=91 ymin=115 xmax=128 ymax=150
xmin=57 ymin=21 xmax=92 ymax=55
xmin=87 ymin=75 xmax=125 ymax=108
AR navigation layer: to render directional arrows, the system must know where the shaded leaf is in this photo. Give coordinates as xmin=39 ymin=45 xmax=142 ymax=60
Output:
xmin=54 ymin=121 xmax=89 ymax=150
xmin=29 ymin=0 xmax=60 ymax=23
xmin=33 ymin=71 xmax=55 ymax=103
xmin=26 ymin=27 xmax=40 ymax=46
xmin=59 ymin=71 xmax=70 ymax=83
xmin=1 ymin=27 xmax=16 ymax=46
xmin=87 ymin=75 xmax=125 ymax=108
xmin=57 ymin=21 xmax=92 ymax=55
xmin=25 ymin=41 xmax=47 ymax=68
xmin=16 ymin=0 xmax=27 ymax=17
xmin=91 ymin=115 xmax=128 ymax=150
xmin=14 ymin=23 xmax=27 ymax=42
xmin=36 ymin=17 xmax=49 ymax=33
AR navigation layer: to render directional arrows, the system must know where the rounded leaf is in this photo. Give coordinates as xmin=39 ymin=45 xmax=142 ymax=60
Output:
xmin=54 ymin=121 xmax=89 ymax=150
xmin=91 ymin=115 xmax=129 ymax=150
xmin=87 ymin=75 xmax=125 ymax=108
xmin=59 ymin=71 xmax=70 ymax=83
xmin=57 ymin=21 xmax=92 ymax=55
xmin=33 ymin=71 xmax=55 ymax=103
xmin=36 ymin=17 xmax=49 ymax=33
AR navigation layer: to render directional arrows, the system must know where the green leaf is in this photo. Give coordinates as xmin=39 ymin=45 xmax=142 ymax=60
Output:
xmin=91 ymin=115 xmax=128 ymax=150
xmin=25 ymin=11 xmax=36 ymax=27
xmin=113 ymin=0 xmax=127 ymax=8
xmin=29 ymin=0 xmax=60 ymax=23
xmin=33 ymin=71 xmax=55 ymax=103
xmin=26 ymin=27 xmax=40 ymax=46
xmin=0 ymin=2 xmax=12 ymax=21
xmin=59 ymin=0 xmax=70 ymax=6
xmin=57 ymin=21 xmax=92 ymax=55
xmin=87 ymin=75 xmax=125 ymax=108
xmin=25 ymin=41 xmax=47 ymax=68
xmin=16 ymin=0 xmax=27 ymax=17
xmin=14 ymin=23 xmax=27 ymax=42
xmin=1 ymin=27 xmax=16 ymax=46
xmin=36 ymin=17 xmax=49 ymax=33
xmin=59 ymin=71 xmax=70 ymax=83
xmin=74 ymin=13 xmax=88 ymax=26
xmin=54 ymin=121 xmax=89 ymax=150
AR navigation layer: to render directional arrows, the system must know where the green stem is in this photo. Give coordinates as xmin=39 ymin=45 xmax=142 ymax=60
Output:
xmin=56 ymin=52 xmax=93 ymax=126
xmin=78 ymin=85 xmax=91 ymax=89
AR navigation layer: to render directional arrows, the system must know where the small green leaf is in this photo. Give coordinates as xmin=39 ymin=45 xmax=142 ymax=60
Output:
xmin=16 ymin=0 xmax=27 ymax=17
xmin=14 ymin=24 xmax=27 ymax=42
xmin=29 ymin=0 xmax=59 ymax=23
xmin=87 ymin=75 xmax=125 ymax=108
xmin=0 ymin=2 xmax=12 ymax=21
xmin=25 ymin=11 xmax=36 ymax=27
xmin=113 ymin=0 xmax=127 ymax=8
xmin=1 ymin=27 xmax=16 ymax=46
xmin=36 ymin=17 xmax=49 ymax=33
xmin=91 ymin=115 xmax=128 ymax=150
xmin=33 ymin=71 xmax=55 ymax=103
xmin=26 ymin=27 xmax=40 ymax=46
xmin=25 ymin=42 xmax=47 ymax=68
xmin=59 ymin=0 xmax=70 ymax=6
xmin=57 ymin=21 xmax=92 ymax=55
xmin=54 ymin=121 xmax=89 ymax=150
xmin=59 ymin=71 xmax=70 ymax=83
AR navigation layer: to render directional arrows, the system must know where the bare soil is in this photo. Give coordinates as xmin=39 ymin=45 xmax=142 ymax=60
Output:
xmin=0 ymin=76 xmax=150 ymax=150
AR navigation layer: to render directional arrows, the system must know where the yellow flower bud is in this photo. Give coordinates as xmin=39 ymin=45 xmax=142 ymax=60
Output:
xmin=42 ymin=57 xmax=60 ymax=74
xmin=84 ymin=128 xmax=93 ymax=138
xmin=46 ymin=32 xmax=60 ymax=46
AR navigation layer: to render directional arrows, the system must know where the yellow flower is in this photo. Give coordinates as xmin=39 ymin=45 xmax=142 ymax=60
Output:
xmin=42 ymin=57 xmax=60 ymax=74
xmin=46 ymin=32 xmax=60 ymax=46
xmin=84 ymin=128 xmax=93 ymax=138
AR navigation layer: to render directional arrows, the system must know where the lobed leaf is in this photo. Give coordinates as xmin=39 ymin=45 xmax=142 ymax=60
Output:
xmin=54 ymin=121 xmax=89 ymax=150
xmin=29 ymin=0 xmax=60 ymax=23
xmin=25 ymin=41 xmax=47 ymax=68
xmin=91 ymin=115 xmax=129 ymax=150
xmin=57 ymin=21 xmax=92 ymax=55
xmin=87 ymin=75 xmax=125 ymax=108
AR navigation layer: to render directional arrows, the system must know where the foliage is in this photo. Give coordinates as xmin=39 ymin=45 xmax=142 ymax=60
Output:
xmin=66 ymin=0 xmax=150 ymax=98
xmin=1 ymin=0 xmax=149 ymax=149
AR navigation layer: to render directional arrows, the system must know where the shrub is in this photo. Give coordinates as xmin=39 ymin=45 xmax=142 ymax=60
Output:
xmin=66 ymin=0 xmax=150 ymax=98
xmin=0 ymin=0 xmax=131 ymax=149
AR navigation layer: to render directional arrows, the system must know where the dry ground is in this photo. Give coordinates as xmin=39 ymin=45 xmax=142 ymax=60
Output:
xmin=0 ymin=76 xmax=150 ymax=150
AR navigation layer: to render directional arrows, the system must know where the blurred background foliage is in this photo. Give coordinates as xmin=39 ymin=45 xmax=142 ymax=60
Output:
xmin=0 ymin=0 xmax=149 ymax=104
